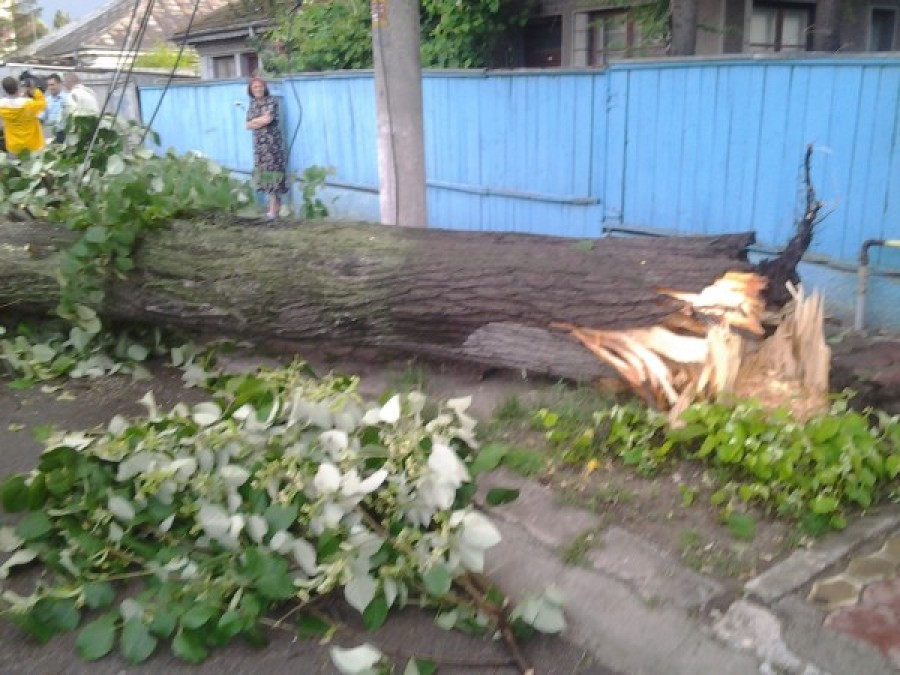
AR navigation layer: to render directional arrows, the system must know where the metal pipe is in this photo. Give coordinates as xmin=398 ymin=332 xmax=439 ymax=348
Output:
xmin=855 ymin=239 xmax=900 ymax=331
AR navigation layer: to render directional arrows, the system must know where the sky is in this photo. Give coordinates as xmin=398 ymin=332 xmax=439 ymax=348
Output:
xmin=40 ymin=0 xmax=108 ymax=26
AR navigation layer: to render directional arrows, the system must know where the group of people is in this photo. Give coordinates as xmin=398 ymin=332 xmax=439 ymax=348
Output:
xmin=0 ymin=72 xmax=100 ymax=155
xmin=3 ymin=70 xmax=285 ymax=219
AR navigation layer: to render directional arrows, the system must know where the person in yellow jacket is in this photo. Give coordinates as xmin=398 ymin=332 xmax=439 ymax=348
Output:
xmin=0 ymin=76 xmax=46 ymax=155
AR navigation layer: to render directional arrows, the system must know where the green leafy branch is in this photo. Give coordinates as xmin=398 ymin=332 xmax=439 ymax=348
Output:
xmin=0 ymin=363 xmax=563 ymax=671
xmin=535 ymin=395 xmax=900 ymax=533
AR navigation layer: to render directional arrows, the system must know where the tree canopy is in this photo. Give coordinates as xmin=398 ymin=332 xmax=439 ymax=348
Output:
xmin=260 ymin=0 xmax=530 ymax=74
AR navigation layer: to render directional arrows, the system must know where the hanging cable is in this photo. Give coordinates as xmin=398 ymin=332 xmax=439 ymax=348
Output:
xmin=80 ymin=0 xmax=156 ymax=173
xmin=139 ymin=0 xmax=202 ymax=145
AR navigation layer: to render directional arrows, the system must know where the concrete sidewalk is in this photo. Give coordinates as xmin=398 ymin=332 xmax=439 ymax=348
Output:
xmin=480 ymin=469 xmax=900 ymax=674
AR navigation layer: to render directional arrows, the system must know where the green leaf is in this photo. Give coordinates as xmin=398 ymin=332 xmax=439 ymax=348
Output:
xmin=215 ymin=610 xmax=244 ymax=640
xmin=362 ymin=594 xmax=389 ymax=631
xmin=180 ymin=603 xmax=214 ymax=630
xmin=83 ymin=581 xmax=116 ymax=609
xmin=126 ymin=344 xmax=149 ymax=361
xmin=33 ymin=597 xmax=81 ymax=635
xmin=469 ymin=444 xmax=507 ymax=476
xmin=172 ymin=628 xmax=208 ymax=663
xmin=422 ymin=565 xmax=452 ymax=597
xmin=264 ymin=503 xmax=299 ymax=532
xmin=811 ymin=494 xmax=839 ymax=515
xmin=296 ymin=613 xmax=332 ymax=639
xmin=0 ymin=475 xmax=29 ymax=512
xmin=84 ymin=226 xmax=109 ymax=244
xmin=485 ymin=487 xmax=520 ymax=506
xmin=149 ymin=608 xmax=178 ymax=638
xmin=886 ymin=454 xmax=900 ymax=479
xmin=405 ymin=658 xmax=438 ymax=675
xmin=76 ymin=613 xmax=118 ymax=661
xmin=120 ymin=618 xmax=157 ymax=663
xmin=725 ymin=513 xmax=756 ymax=541
xmin=15 ymin=511 xmax=53 ymax=541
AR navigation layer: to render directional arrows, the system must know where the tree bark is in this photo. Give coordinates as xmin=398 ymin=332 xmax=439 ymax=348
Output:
xmin=0 ymin=217 xmax=759 ymax=380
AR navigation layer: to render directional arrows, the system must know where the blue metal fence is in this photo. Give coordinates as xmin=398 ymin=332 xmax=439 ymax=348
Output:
xmin=138 ymin=57 xmax=900 ymax=328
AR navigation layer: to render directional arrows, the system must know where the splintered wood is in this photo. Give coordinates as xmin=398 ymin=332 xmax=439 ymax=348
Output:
xmin=555 ymin=274 xmax=830 ymax=424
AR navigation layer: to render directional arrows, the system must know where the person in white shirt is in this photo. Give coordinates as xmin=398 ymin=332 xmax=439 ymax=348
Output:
xmin=62 ymin=73 xmax=99 ymax=116
xmin=44 ymin=74 xmax=70 ymax=142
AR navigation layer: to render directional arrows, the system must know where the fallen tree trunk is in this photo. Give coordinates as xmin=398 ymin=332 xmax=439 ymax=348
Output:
xmin=1 ymin=216 xmax=759 ymax=380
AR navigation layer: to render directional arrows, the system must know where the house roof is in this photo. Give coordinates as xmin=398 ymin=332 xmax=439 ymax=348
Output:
xmin=174 ymin=0 xmax=277 ymax=42
xmin=15 ymin=0 xmax=233 ymax=60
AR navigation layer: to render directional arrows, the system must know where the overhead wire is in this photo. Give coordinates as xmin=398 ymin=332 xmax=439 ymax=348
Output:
xmin=139 ymin=0 xmax=202 ymax=145
xmin=80 ymin=0 xmax=156 ymax=173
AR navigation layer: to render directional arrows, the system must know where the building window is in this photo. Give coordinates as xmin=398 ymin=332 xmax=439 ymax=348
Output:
xmin=240 ymin=52 xmax=259 ymax=77
xmin=523 ymin=15 xmax=562 ymax=67
xmin=212 ymin=54 xmax=236 ymax=79
xmin=574 ymin=10 xmax=664 ymax=65
xmin=748 ymin=3 xmax=813 ymax=52
xmin=870 ymin=8 xmax=897 ymax=51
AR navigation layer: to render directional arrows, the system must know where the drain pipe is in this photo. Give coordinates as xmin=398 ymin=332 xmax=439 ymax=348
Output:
xmin=855 ymin=239 xmax=900 ymax=331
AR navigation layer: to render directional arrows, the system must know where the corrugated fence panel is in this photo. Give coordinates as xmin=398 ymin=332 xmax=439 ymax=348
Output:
xmin=609 ymin=59 xmax=899 ymax=262
xmin=141 ymin=81 xmax=252 ymax=172
xmin=422 ymin=71 xmax=603 ymax=237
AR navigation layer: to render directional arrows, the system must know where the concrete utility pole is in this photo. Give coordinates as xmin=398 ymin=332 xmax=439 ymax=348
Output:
xmin=371 ymin=0 xmax=427 ymax=227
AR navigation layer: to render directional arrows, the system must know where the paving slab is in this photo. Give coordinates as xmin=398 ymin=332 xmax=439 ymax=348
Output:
xmin=588 ymin=526 xmax=724 ymax=611
xmin=744 ymin=510 xmax=900 ymax=603
xmin=486 ymin=521 xmax=761 ymax=675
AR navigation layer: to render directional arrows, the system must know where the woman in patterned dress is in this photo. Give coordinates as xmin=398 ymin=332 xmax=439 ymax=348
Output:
xmin=245 ymin=77 xmax=287 ymax=219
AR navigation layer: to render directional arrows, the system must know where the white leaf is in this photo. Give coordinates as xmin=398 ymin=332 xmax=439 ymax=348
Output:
xmin=460 ymin=511 xmax=502 ymax=550
xmin=269 ymin=530 xmax=292 ymax=553
xmin=106 ymin=154 xmax=125 ymax=175
xmin=330 ymin=644 xmax=383 ymax=675
xmin=0 ymin=527 xmax=23 ymax=553
xmin=158 ymin=514 xmax=175 ymax=534
xmin=456 ymin=544 xmax=486 ymax=573
xmin=344 ymin=574 xmax=377 ymax=614
xmin=246 ymin=515 xmax=268 ymax=543
xmin=446 ymin=396 xmax=472 ymax=414
xmin=379 ymin=395 xmax=401 ymax=424
xmin=107 ymin=415 xmax=129 ymax=435
xmin=116 ymin=452 xmax=155 ymax=481
xmin=0 ymin=549 xmax=38 ymax=579
xmin=191 ymin=402 xmax=222 ymax=427
xmin=119 ymin=598 xmax=145 ymax=621
xmin=428 ymin=442 xmax=470 ymax=486
xmin=355 ymin=469 xmax=388 ymax=496
xmin=108 ymin=495 xmax=136 ymax=522
xmin=108 ymin=522 xmax=124 ymax=542
xmin=138 ymin=391 xmax=158 ymax=417
xmin=406 ymin=391 xmax=427 ymax=416
xmin=383 ymin=578 xmax=398 ymax=608
xmin=361 ymin=408 xmax=381 ymax=426
xmin=168 ymin=457 xmax=198 ymax=482
xmin=292 ymin=538 xmax=318 ymax=575
xmin=320 ymin=429 xmax=349 ymax=455
xmin=511 ymin=589 xmax=567 ymax=634
xmin=314 ymin=463 xmax=341 ymax=494
xmin=222 ymin=514 xmax=240 ymax=537
xmin=198 ymin=503 xmax=230 ymax=538
xmin=220 ymin=465 xmax=251 ymax=488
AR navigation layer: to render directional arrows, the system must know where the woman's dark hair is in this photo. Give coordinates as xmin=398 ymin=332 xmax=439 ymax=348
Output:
xmin=247 ymin=77 xmax=269 ymax=98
